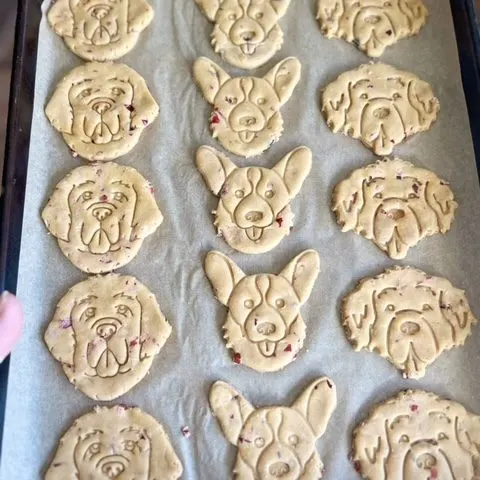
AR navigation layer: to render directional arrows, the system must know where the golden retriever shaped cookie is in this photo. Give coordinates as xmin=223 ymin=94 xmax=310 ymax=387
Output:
xmin=194 ymin=56 xmax=301 ymax=157
xmin=48 ymin=0 xmax=154 ymax=61
xmin=209 ymin=378 xmax=336 ymax=479
xmin=42 ymin=162 xmax=163 ymax=274
xmin=352 ymin=390 xmax=480 ymax=480
xmin=46 ymin=62 xmax=158 ymax=161
xmin=342 ymin=266 xmax=478 ymax=379
xmin=44 ymin=274 xmax=172 ymax=400
xmin=205 ymin=250 xmax=320 ymax=372
xmin=194 ymin=0 xmax=292 ymax=69
xmin=316 ymin=0 xmax=428 ymax=57
xmin=45 ymin=406 xmax=183 ymax=480
xmin=196 ymin=145 xmax=311 ymax=253
xmin=321 ymin=63 xmax=440 ymax=155
xmin=333 ymin=158 xmax=457 ymax=259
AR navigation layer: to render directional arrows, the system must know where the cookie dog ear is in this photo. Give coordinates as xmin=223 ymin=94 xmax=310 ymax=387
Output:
xmin=194 ymin=57 xmax=231 ymax=104
xmin=209 ymin=381 xmax=255 ymax=446
xmin=47 ymin=0 xmax=74 ymax=38
xmin=407 ymin=78 xmax=439 ymax=129
xmin=127 ymin=0 xmax=154 ymax=32
xmin=292 ymin=377 xmax=337 ymax=438
xmin=316 ymin=0 xmax=344 ymax=30
xmin=321 ymin=78 xmax=352 ymax=133
xmin=205 ymin=251 xmax=246 ymax=306
xmin=269 ymin=0 xmax=292 ymax=17
xmin=196 ymin=146 xmax=237 ymax=195
xmin=456 ymin=411 xmax=480 ymax=458
xmin=398 ymin=0 xmax=429 ymax=33
xmin=424 ymin=179 xmax=458 ymax=233
xmin=263 ymin=57 xmax=301 ymax=106
xmin=272 ymin=147 xmax=312 ymax=199
xmin=194 ymin=0 xmax=222 ymax=21
xmin=45 ymin=74 xmax=74 ymax=134
xmin=279 ymin=250 xmax=320 ymax=305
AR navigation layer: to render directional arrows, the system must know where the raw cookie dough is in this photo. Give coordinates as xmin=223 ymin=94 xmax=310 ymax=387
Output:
xmin=44 ymin=274 xmax=172 ymax=401
xmin=42 ymin=162 xmax=163 ymax=274
xmin=209 ymin=378 xmax=336 ymax=479
xmin=194 ymin=0 xmax=292 ymax=69
xmin=48 ymin=0 xmax=154 ymax=61
xmin=45 ymin=62 xmax=159 ymax=161
xmin=45 ymin=405 xmax=183 ymax=479
xmin=204 ymin=249 xmax=320 ymax=372
xmin=316 ymin=0 xmax=428 ymax=57
xmin=321 ymin=63 xmax=440 ymax=155
xmin=332 ymin=158 xmax=458 ymax=259
xmin=352 ymin=389 xmax=480 ymax=479
xmin=342 ymin=266 xmax=478 ymax=379
xmin=194 ymin=56 xmax=301 ymax=157
xmin=196 ymin=145 xmax=312 ymax=253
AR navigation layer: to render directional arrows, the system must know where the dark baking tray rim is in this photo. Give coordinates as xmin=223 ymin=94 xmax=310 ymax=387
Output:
xmin=0 ymin=0 xmax=479 ymax=463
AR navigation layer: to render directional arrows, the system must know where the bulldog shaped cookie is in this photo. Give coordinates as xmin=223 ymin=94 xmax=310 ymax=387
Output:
xmin=342 ymin=266 xmax=478 ymax=379
xmin=45 ymin=406 xmax=183 ymax=480
xmin=46 ymin=62 xmax=158 ymax=160
xmin=316 ymin=0 xmax=428 ymax=57
xmin=194 ymin=56 xmax=301 ymax=157
xmin=352 ymin=390 xmax=480 ymax=480
xmin=48 ymin=0 xmax=154 ymax=61
xmin=44 ymin=274 xmax=172 ymax=400
xmin=194 ymin=0 xmax=292 ymax=69
xmin=205 ymin=250 xmax=320 ymax=372
xmin=321 ymin=63 xmax=440 ymax=155
xmin=42 ymin=162 xmax=163 ymax=274
xmin=210 ymin=378 xmax=337 ymax=479
xmin=333 ymin=158 xmax=458 ymax=259
xmin=196 ymin=145 xmax=312 ymax=253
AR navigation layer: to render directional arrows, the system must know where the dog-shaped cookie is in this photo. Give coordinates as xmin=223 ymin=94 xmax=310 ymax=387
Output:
xmin=352 ymin=389 xmax=480 ymax=480
xmin=194 ymin=0 xmax=292 ymax=69
xmin=44 ymin=274 xmax=172 ymax=400
xmin=45 ymin=406 xmax=183 ymax=480
xmin=321 ymin=63 xmax=440 ymax=155
xmin=209 ymin=378 xmax=337 ymax=479
xmin=316 ymin=0 xmax=428 ymax=57
xmin=196 ymin=145 xmax=312 ymax=253
xmin=42 ymin=162 xmax=163 ymax=274
xmin=194 ymin=56 xmax=301 ymax=157
xmin=205 ymin=249 xmax=320 ymax=372
xmin=46 ymin=62 xmax=158 ymax=160
xmin=342 ymin=266 xmax=478 ymax=379
xmin=48 ymin=0 xmax=154 ymax=61
xmin=332 ymin=158 xmax=457 ymax=259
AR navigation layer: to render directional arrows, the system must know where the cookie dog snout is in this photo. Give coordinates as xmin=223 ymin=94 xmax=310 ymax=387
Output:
xmin=416 ymin=452 xmax=437 ymax=469
xmin=96 ymin=321 xmax=118 ymax=340
xmin=230 ymin=16 xmax=264 ymax=47
xmin=91 ymin=6 xmax=111 ymax=21
xmin=92 ymin=205 xmax=113 ymax=221
xmin=91 ymin=100 xmax=113 ymax=114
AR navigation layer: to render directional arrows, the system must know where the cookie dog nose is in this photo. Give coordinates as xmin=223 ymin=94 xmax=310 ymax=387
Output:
xmin=386 ymin=208 xmax=405 ymax=221
xmin=400 ymin=321 xmax=420 ymax=335
xmin=245 ymin=211 xmax=263 ymax=222
xmin=92 ymin=101 xmax=112 ymax=114
xmin=96 ymin=323 xmax=117 ymax=339
xmin=373 ymin=107 xmax=391 ymax=119
xmin=91 ymin=6 xmax=111 ymax=20
xmin=257 ymin=322 xmax=276 ymax=335
xmin=92 ymin=206 xmax=113 ymax=221
xmin=242 ymin=31 xmax=256 ymax=42
xmin=269 ymin=462 xmax=290 ymax=477
xmin=416 ymin=453 xmax=437 ymax=469
xmin=101 ymin=461 xmax=125 ymax=477
xmin=240 ymin=116 xmax=257 ymax=127
xmin=364 ymin=15 xmax=381 ymax=24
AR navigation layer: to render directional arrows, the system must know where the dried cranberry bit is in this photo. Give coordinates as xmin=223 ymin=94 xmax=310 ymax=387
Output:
xmin=353 ymin=460 xmax=362 ymax=473
xmin=429 ymin=467 xmax=438 ymax=479
xmin=130 ymin=338 xmax=138 ymax=347
xmin=238 ymin=436 xmax=251 ymax=444
xmin=412 ymin=184 xmax=419 ymax=194
xmin=276 ymin=217 xmax=283 ymax=227
xmin=233 ymin=352 xmax=242 ymax=364
xmin=59 ymin=318 xmax=72 ymax=329
xmin=142 ymin=119 xmax=148 ymax=126
xmin=284 ymin=344 xmax=292 ymax=352
xmin=410 ymin=404 xmax=419 ymax=412
xmin=181 ymin=426 xmax=191 ymax=438
xmin=125 ymin=104 xmax=135 ymax=112
xmin=211 ymin=113 xmax=221 ymax=124
xmin=100 ymin=194 xmax=108 ymax=202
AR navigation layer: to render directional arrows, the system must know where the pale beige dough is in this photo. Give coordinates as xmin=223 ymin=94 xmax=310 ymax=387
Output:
xmin=352 ymin=389 xmax=480 ymax=480
xmin=48 ymin=0 xmax=154 ymax=62
xmin=41 ymin=162 xmax=163 ymax=274
xmin=44 ymin=274 xmax=172 ymax=401
xmin=45 ymin=62 xmax=159 ymax=161
xmin=321 ymin=63 xmax=440 ymax=155
xmin=194 ymin=56 xmax=301 ymax=157
xmin=45 ymin=405 xmax=183 ymax=479
xmin=210 ymin=378 xmax=336 ymax=479
xmin=316 ymin=0 xmax=428 ymax=57
xmin=194 ymin=0 xmax=292 ymax=69
xmin=204 ymin=249 xmax=320 ymax=372
xmin=196 ymin=145 xmax=312 ymax=253
xmin=332 ymin=158 xmax=458 ymax=259
xmin=342 ymin=266 xmax=478 ymax=379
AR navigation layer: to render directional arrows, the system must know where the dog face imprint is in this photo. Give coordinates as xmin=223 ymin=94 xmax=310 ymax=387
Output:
xmin=321 ymin=63 xmax=440 ymax=155
xmin=194 ymin=56 xmax=301 ymax=158
xmin=352 ymin=389 xmax=480 ymax=480
xmin=196 ymin=145 xmax=312 ymax=253
xmin=316 ymin=0 xmax=428 ymax=57
xmin=42 ymin=162 xmax=163 ymax=274
xmin=209 ymin=378 xmax=336 ymax=480
xmin=48 ymin=0 xmax=154 ymax=61
xmin=205 ymin=249 xmax=320 ymax=372
xmin=44 ymin=274 xmax=172 ymax=400
xmin=45 ymin=62 xmax=159 ymax=160
xmin=342 ymin=266 xmax=478 ymax=379
xmin=45 ymin=406 xmax=183 ymax=480
xmin=194 ymin=0 xmax=292 ymax=69
xmin=332 ymin=158 xmax=458 ymax=259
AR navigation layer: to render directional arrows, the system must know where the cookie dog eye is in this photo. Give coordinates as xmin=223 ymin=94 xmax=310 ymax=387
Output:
xmin=87 ymin=442 xmax=101 ymax=456
xmin=123 ymin=440 xmax=137 ymax=452
xmin=393 ymin=93 xmax=401 ymax=100
xmin=423 ymin=304 xmax=433 ymax=311
xmin=254 ymin=437 xmax=265 ymax=447
xmin=244 ymin=299 xmax=254 ymax=309
xmin=80 ymin=191 xmax=93 ymax=202
xmin=438 ymin=432 xmax=448 ymax=440
xmin=113 ymin=192 xmax=127 ymax=202
xmin=225 ymin=96 xmax=237 ymax=105
xmin=255 ymin=12 xmax=264 ymax=19
xmin=265 ymin=190 xmax=274 ymax=198
xmin=399 ymin=434 xmax=410 ymax=443
xmin=257 ymin=97 xmax=266 ymax=105
xmin=116 ymin=305 xmax=132 ymax=317
xmin=228 ymin=13 xmax=237 ymax=20
xmin=78 ymin=88 xmax=92 ymax=99
xmin=288 ymin=435 xmax=299 ymax=446
xmin=384 ymin=1 xmax=392 ymax=6
xmin=111 ymin=87 xmax=125 ymax=96
xmin=374 ymin=192 xmax=383 ymax=199
xmin=275 ymin=299 xmax=285 ymax=308
xmin=360 ymin=93 xmax=368 ymax=99
xmin=386 ymin=304 xmax=395 ymax=312
xmin=235 ymin=190 xmax=245 ymax=198
xmin=83 ymin=307 xmax=96 ymax=320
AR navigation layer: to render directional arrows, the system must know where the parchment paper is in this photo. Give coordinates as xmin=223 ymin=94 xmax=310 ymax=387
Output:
xmin=1 ymin=1 xmax=480 ymax=478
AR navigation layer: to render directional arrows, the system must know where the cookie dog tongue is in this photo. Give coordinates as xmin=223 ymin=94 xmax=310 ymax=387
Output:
xmin=96 ymin=348 xmax=120 ymax=378
xmin=258 ymin=341 xmax=276 ymax=357
xmin=245 ymin=226 xmax=263 ymax=241
xmin=89 ymin=228 xmax=111 ymax=254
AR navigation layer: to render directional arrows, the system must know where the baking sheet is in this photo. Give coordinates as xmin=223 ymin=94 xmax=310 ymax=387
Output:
xmin=2 ymin=0 xmax=480 ymax=478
